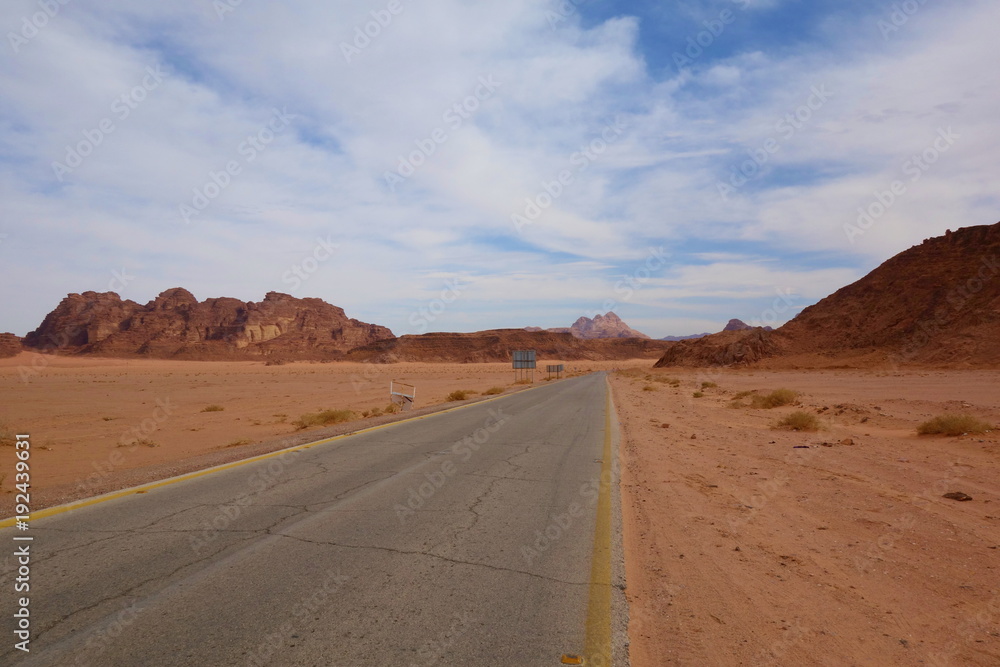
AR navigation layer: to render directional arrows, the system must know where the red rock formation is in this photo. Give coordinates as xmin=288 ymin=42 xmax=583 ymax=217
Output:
xmin=0 ymin=333 xmax=22 ymax=358
xmin=24 ymin=289 xmax=394 ymax=360
xmin=656 ymin=221 xmax=1000 ymax=368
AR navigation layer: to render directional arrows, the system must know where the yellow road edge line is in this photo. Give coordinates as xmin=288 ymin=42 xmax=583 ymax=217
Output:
xmin=0 ymin=377 xmax=574 ymax=529
xmin=584 ymin=382 xmax=614 ymax=663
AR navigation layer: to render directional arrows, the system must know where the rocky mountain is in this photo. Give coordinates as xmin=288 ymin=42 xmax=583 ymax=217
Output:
xmin=656 ymin=222 xmax=1000 ymax=368
xmin=527 ymin=312 xmax=650 ymax=339
xmin=0 ymin=333 xmax=22 ymax=358
xmin=23 ymin=289 xmax=394 ymax=360
xmin=659 ymin=319 xmax=770 ymax=342
xmin=660 ymin=332 xmax=710 ymax=342
xmin=723 ymin=318 xmax=752 ymax=332
xmin=348 ymin=329 xmax=673 ymax=363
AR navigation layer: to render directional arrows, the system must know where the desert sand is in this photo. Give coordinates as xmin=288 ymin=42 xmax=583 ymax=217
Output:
xmin=612 ymin=368 xmax=1000 ymax=666
xmin=0 ymin=353 xmax=637 ymax=513
xmin=3 ymin=354 xmax=998 ymax=665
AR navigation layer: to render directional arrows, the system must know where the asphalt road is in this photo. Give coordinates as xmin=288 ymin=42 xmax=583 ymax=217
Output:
xmin=2 ymin=372 xmax=620 ymax=666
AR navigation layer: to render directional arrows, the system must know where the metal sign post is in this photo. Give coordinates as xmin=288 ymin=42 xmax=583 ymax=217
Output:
xmin=390 ymin=380 xmax=416 ymax=411
xmin=512 ymin=350 xmax=536 ymax=383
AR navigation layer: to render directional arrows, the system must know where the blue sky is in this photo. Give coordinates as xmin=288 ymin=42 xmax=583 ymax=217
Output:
xmin=1 ymin=0 xmax=998 ymax=339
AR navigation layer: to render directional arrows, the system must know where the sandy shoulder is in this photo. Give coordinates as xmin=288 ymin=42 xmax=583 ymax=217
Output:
xmin=613 ymin=368 xmax=1000 ymax=667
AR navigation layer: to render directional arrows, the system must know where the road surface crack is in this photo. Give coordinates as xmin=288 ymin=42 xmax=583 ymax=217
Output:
xmin=272 ymin=534 xmax=588 ymax=587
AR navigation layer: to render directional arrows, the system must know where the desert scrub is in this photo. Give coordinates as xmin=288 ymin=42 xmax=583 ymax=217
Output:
xmin=643 ymin=385 xmax=657 ymax=392
xmin=917 ymin=414 xmax=993 ymax=436
xmin=701 ymin=381 xmax=718 ymax=389
xmin=737 ymin=389 xmax=798 ymax=409
xmin=483 ymin=386 xmax=504 ymax=396
xmin=773 ymin=411 xmax=821 ymax=432
xmin=447 ymin=390 xmax=475 ymax=402
xmin=201 ymin=405 xmax=225 ymax=413
xmin=228 ymin=438 xmax=252 ymax=447
xmin=293 ymin=409 xmax=356 ymax=430
xmin=692 ymin=391 xmax=704 ymax=398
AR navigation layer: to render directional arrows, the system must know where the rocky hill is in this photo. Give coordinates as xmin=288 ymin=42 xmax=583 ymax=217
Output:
xmin=656 ymin=222 xmax=1000 ymax=368
xmin=348 ymin=329 xmax=672 ymax=363
xmin=23 ymin=289 xmax=395 ymax=360
xmin=660 ymin=332 xmax=710 ymax=342
xmin=0 ymin=333 xmax=22 ymax=358
xmin=526 ymin=312 xmax=649 ymax=339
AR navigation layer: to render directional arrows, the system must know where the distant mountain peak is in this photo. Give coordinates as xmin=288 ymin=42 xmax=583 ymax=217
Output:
xmin=527 ymin=312 xmax=649 ymax=339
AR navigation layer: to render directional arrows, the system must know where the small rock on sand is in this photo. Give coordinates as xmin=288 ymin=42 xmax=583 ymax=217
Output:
xmin=943 ymin=492 xmax=973 ymax=502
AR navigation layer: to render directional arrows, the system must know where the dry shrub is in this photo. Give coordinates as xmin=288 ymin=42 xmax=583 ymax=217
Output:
xmin=917 ymin=414 xmax=993 ymax=436
xmin=773 ymin=411 xmax=821 ymax=432
xmin=202 ymin=405 xmax=224 ymax=413
xmin=294 ymin=409 xmax=356 ymax=430
xmin=750 ymin=389 xmax=798 ymax=409
xmin=483 ymin=386 xmax=504 ymax=395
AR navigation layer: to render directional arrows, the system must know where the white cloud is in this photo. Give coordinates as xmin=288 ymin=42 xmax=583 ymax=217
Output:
xmin=0 ymin=0 xmax=996 ymax=339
